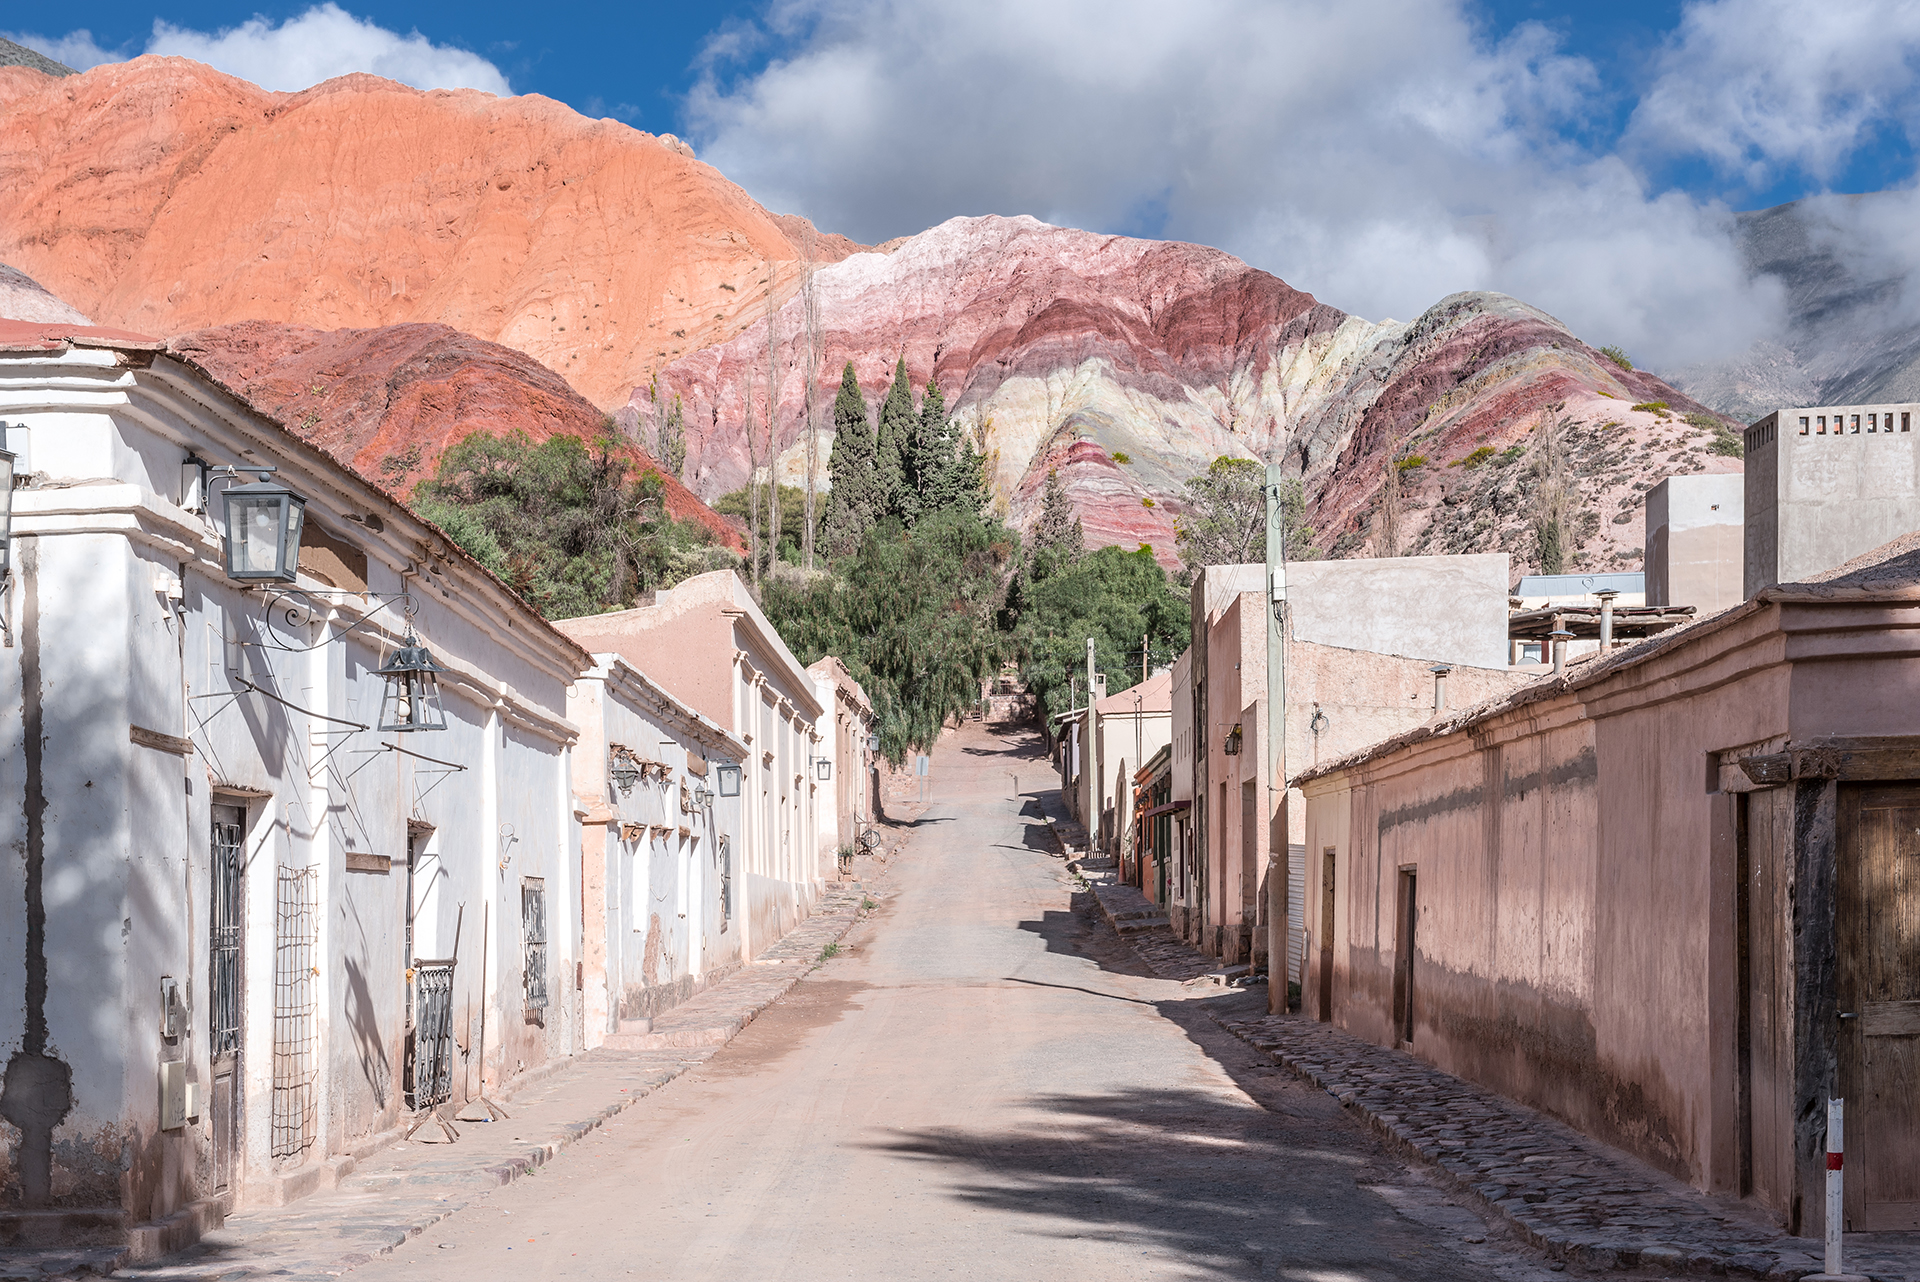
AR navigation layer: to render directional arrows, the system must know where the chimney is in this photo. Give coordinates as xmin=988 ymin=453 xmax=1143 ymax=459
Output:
xmin=1595 ymin=589 xmax=1619 ymax=650
xmin=1429 ymin=664 xmax=1452 ymax=712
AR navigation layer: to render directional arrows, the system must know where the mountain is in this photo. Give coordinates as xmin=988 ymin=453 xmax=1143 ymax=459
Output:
xmin=0 ymin=55 xmax=861 ymax=410
xmin=0 ymin=263 xmax=90 ymax=324
xmin=1665 ymin=193 xmax=1920 ymax=422
xmin=645 ymin=215 xmax=1734 ymax=575
xmin=168 ymin=320 xmax=746 ymax=552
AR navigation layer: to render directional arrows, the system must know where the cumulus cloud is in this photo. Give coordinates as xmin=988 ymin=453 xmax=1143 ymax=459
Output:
xmin=685 ymin=0 xmax=1920 ymax=368
xmin=6 ymin=4 xmax=509 ymax=95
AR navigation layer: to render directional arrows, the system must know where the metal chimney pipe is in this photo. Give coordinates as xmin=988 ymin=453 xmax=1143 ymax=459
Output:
xmin=1549 ymin=627 xmax=1574 ymax=675
xmin=1595 ymin=589 xmax=1619 ymax=650
xmin=1429 ymin=664 xmax=1452 ymax=712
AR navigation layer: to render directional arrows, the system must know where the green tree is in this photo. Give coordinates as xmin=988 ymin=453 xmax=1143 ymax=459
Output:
xmin=824 ymin=363 xmax=877 ymax=554
xmin=762 ymin=505 xmax=1017 ymax=764
xmin=412 ymin=430 xmax=733 ymax=618
xmin=874 ymin=356 xmax=914 ymax=523
xmin=1029 ymin=467 xmax=1084 ymax=570
xmin=1010 ymin=545 xmax=1189 ymax=725
xmin=1173 ymin=457 xmax=1319 ymax=583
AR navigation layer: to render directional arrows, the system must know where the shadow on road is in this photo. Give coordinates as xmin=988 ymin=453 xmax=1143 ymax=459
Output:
xmin=859 ymin=1074 xmax=1476 ymax=1280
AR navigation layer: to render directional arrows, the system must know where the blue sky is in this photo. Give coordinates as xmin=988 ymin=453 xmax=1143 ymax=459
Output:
xmin=11 ymin=0 xmax=1920 ymax=365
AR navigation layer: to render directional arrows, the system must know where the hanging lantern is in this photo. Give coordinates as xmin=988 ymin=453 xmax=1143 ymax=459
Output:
xmin=221 ymin=476 xmax=308 ymax=583
xmin=715 ymin=763 xmax=742 ymax=797
xmin=376 ymin=635 xmax=448 ymax=732
xmin=815 ymin=757 xmax=832 ymax=782
xmin=609 ymin=751 xmax=641 ymax=796
xmin=692 ymin=782 xmax=713 ymax=809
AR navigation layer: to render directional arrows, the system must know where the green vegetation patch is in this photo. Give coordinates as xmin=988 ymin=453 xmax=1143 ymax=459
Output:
xmin=1453 ymin=446 xmax=1497 ymax=469
xmin=1396 ymin=454 xmax=1428 ymax=471
xmin=1630 ymin=401 xmax=1672 ymax=418
xmin=1600 ymin=345 xmax=1633 ymax=371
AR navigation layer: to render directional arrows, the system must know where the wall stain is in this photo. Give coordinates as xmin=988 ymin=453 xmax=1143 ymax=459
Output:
xmin=0 ymin=538 xmax=73 ymax=1207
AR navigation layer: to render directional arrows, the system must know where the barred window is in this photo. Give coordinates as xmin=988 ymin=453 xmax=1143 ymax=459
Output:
xmin=522 ymin=879 xmax=547 ymax=1016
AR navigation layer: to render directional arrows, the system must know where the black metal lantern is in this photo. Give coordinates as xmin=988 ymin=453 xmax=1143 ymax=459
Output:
xmin=0 ymin=445 xmax=15 ymax=583
xmin=814 ymin=756 xmax=832 ymax=782
xmin=222 ymin=477 xmax=307 ymax=583
xmin=715 ymin=763 xmax=742 ymax=797
xmin=609 ymin=752 xmax=641 ymax=796
xmin=865 ymin=732 xmax=880 ymax=753
xmin=692 ymin=782 xmax=713 ymax=809
xmin=376 ymin=634 xmax=448 ymax=732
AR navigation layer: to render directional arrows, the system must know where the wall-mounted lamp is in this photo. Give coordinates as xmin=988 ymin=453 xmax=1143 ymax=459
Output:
xmin=693 ymin=783 xmax=713 ymax=809
xmin=376 ymin=634 xmax=448 ymax=731
xmin=865 ymin=732 xmax=880 ymax=753
xmin=1223 ymin=724 xmax=1244 ymax=756
xmin=0 ymin=444 xmax=16 ymax=584
xmin=218 ymin=467 xmax=308 ymax=583
xmin=1308 ymin=707 xmax=1330 ymax=737
xmin=609 ymin=754 xmax=641 ymax=796
xmin=812 ymin=756 xmax=832 ymax=781
xmin=715 ymin=763 xmax=742 ymax=797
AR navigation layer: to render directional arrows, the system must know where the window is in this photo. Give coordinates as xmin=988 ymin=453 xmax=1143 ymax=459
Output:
xmin=718 ymin=835 xmax=732 ymax=928
xmin=522 ymin=879 xmax=547 ymax=1016
xmin=1818 ymin=415 xmax=1827 ymax=433
xmin=1906 ymin=412 xmax=1913 ymax=432
xmin=210 ymin=806 xmax=245 ymax=1057
xmin=1853 ymin=414 xmax=1862 ymax=433
xmin=1800 ymin=417 xmax=1811 ymax=434
xmin=1870 ymin=413 xmax=1879 ymax=432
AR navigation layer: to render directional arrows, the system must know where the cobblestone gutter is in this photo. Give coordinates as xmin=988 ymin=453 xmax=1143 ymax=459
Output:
xmin=1086 ymin=881 xmax=1920 ymax=1282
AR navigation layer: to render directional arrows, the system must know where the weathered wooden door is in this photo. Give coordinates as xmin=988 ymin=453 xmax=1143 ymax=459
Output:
xmin=208 ymin=805 xmax=246 ymax=1199
xmin=1318 ymin=847 xmax=1336 ymax=1020
xmin=1838 ymin=783 xmax=1920 ymax=1229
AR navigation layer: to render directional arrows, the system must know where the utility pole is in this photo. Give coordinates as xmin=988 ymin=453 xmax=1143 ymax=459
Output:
xmin=1265 ymin=464 xmax=1290 ymax=1014
xmin=1087 ymin=636 xmax=1100 ymax=854
xmin=1141 ymin=633 xmax=1148 ymax=686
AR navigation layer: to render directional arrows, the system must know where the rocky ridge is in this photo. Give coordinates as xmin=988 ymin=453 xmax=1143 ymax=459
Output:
xmin=647 ymin=216 xmax=1735 ymax=575
xmin=0 ymin=56 xmax=860 ymax=410
xmin=168 ymin=320 xmax=746 ymax=552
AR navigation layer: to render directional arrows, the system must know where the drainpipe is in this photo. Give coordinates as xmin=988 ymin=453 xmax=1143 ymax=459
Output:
xmin=1429 ymin=664 xmax=1451 ymax=713
xmin=1595 ymin=589 xmax=1618 ymax=650
xmin=1549 ymin=626 xmax=1574 ymax=676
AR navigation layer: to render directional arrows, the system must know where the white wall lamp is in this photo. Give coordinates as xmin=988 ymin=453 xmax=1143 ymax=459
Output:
xmin=375 ymin=634 xmax=449 ymax=732
xmin=692 ymin=783 xmax=714 ymax=809
xmin=715 ymin=763 xmax=742 ymax=797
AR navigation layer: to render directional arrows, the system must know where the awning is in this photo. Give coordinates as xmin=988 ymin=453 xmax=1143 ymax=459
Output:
xmin=1135 ymin=799 xmax=1192 ymax=820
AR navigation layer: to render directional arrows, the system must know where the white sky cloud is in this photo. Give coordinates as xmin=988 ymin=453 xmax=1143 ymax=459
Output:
xmin=685 ymin=0 xmax=1920 ymax=368
xmin=6 ymin=4 xmax=509 ymax=95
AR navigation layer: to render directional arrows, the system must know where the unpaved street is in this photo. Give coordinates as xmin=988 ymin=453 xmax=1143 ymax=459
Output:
xmin=365 ymin=723 xmax=1558 ymax=1281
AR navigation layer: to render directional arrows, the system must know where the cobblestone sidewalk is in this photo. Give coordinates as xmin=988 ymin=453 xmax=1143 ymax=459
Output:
xmin=27 ymin=883 xmax=871 ymax=1282
xmin=1086 ymin=880 xmax=1920 ymax=1281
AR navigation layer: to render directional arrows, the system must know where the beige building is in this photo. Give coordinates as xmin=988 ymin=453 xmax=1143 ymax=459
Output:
xmin=1299 ymin=535 xmax=1920 ymax=1237
xmin=807 ymin=656 xmax=876 ymax=876
xmin=557 ymin=572 xmax=830 ymax=959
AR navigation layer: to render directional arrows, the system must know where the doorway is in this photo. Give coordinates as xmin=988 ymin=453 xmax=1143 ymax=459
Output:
xmin=1837 ymin=783 xmax=1920 ymax=1229
xmin=1317 ymin=847 xmax=1335 ymax=1020
xmin=1392 ymin=867 xmax=1417 ymax=1046
xmin=208 ymin=803 xmax=246 ymax=1200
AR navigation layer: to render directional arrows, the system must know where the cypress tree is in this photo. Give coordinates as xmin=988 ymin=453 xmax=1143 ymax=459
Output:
xmin=914 ymin=380 xmax=956 ymax=513
xmin=824 ymin=362 xmax=876 ymax=555
xmin=874 ymin=356 xmax=914 ymax=523
xmin=1031 ymin=468 xmax=1084 ymax=564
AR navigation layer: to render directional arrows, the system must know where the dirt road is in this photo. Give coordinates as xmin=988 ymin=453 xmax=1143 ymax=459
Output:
xmin=366 ymin=722 xmax=1558 ymax=1281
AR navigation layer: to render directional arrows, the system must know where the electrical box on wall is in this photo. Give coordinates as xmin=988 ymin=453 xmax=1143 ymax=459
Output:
xmin=158 ymin=976 xmax=184 ymax=1039
xmin=159 ymin=1061 xmax=188 ymax=1129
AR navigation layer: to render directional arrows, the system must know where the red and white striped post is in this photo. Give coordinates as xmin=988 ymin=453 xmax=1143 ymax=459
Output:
xmin=1811 ymin=1097 xmax=1867 ymax=1282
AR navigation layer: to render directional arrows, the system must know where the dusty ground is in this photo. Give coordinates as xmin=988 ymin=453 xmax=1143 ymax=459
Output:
xmin=360 ymin=722 xmax=1563 ymax=1281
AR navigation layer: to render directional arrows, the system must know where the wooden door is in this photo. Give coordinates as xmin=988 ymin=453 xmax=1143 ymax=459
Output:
xmin=1392 ymin=868 xmax=1417 ymax=1045
xmin=1318 ymin=847 xmax=1336 ymax=1020
xmin=208 ymin=805 xmax=246 ymax=1199
xmin=1738 ymin=788 xmax=1794 ymax=1216
xmin=1838 ymin=783 xmax=1920 ymax=1229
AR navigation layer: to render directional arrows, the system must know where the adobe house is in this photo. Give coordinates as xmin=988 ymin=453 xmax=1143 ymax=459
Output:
xmin=1298 ymin=534 xmax=1920 ymax=1236
xmin=805 ymin=656 xmax=877 ymax=879
xmin=0 ymin=322 xmax=592 ymax=1253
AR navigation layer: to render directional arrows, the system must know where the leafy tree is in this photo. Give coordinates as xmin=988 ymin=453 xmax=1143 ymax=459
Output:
xmin=412 ymin=430 xmax=733 ymax=619
xmin=714 ymin=483 xmax=809 ymax=566
xmin=1010 ymin=545 xmax=1189 ymax=725
xmin=1029 ymin=468 xmax=1084 ymax=571
xmin=874 ymin=356 xmax=914 ymax=523
xmin=644 ymin=378 xmax=687 ymax=478
xmin=824 ymin=363 xmax=877 ymax=554
xmin=1174 ymin=457 xmax=1319 ymax=582
xmin=762 ymin=506 xmax=1017 ymax=764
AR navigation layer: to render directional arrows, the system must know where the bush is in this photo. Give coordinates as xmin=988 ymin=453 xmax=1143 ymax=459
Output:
xmin=1111 ymin=451 xmax=1132 ymax=465
xmin=1630 ymin=401 xmax=1672 ymax=418
xmin=1141 ymin=496 xmax=1156 ymax=507
xmin=1493 ymin=445 xmax=1525 ymax=467
xmin=1396 ymin=454 xmax=1428 ymax=471
xmin=1600 ymin=345 xmax=1632 ymax=371
xmin=1684 ymin=412 xmax=1721 ymax=431
xmin=1710 ymin=427 xmax=1745 ymax=458
xmin=1453 ymin=446 xmax=1497 ymax=469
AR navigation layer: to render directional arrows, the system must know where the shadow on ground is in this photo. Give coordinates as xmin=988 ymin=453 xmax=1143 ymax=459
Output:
xmin=861 ymin=1068 xmax=1495 ymax=1281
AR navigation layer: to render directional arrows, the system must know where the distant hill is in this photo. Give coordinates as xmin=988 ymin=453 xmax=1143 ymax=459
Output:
xmin=650 ymin=215 xmax=1735 ymax=577
xmin=0 ymin=37 xmax=73 ymax=77
xmin=0 ymin=55 xmax=859 ymax=411
xmin=1665 ymin=193 xmax=1920 ymax=422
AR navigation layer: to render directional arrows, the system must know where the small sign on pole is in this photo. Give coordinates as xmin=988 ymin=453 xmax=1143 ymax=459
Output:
xmin=915 ymin=754 xmax=929 ymax=803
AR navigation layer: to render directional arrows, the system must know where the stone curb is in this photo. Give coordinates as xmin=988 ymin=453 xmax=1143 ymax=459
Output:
xmin=1079 ymin=880 xmax=1903 ymax=1282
